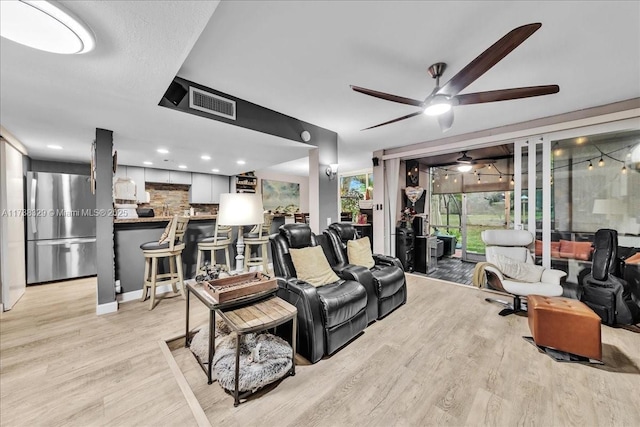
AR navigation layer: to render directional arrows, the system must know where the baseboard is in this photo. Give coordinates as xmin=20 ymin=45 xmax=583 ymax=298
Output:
xmin=117 ymin=284 xmax=180 ymax=303
xmin=96 ymin=301 xmax=118 ymax=315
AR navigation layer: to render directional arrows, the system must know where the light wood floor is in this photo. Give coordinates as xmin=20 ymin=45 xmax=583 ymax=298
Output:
xmin=2 ymin=275 xmax=640 ymax=426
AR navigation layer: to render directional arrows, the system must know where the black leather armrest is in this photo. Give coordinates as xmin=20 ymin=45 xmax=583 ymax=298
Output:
xmin=373 ymin=254 xmax=403 ymax=269
xmin=331 ymin=263 xmax=377 ymax=322
xmin=275 ymin=277 xmax=326 ymax=363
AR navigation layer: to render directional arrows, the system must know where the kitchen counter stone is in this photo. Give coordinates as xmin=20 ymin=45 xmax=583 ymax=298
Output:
xmin=114 ymin=214 xmax=216 ymax=224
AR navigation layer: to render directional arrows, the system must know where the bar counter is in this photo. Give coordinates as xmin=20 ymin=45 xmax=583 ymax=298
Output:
xmin=114 ymin=214 xmax=286 ymax=296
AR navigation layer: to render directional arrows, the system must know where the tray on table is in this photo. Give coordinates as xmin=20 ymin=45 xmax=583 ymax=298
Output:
xmin=203 ymin=271 xmax=277 ymax=304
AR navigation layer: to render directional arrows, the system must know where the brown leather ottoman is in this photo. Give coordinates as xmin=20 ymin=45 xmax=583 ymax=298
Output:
xmin=528 ymin=295 xmax=602 ymax=360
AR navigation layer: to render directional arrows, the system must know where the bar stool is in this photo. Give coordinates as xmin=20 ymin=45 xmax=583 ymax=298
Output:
xmin=140 ymin=215 xmax=189 ymax=310
xmin=196 ymin=223 xmax=233 ymax=273
xmin=244 ymin=212 xmax=273 ymax=273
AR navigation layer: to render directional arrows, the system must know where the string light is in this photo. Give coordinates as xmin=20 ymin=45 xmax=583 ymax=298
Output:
xmin=499 ymin=174 xmax=503 ymax=182
xmin=453 ymin=177 xmax=457 ymax=183
xmin=510 ymin=177 xmax=514 ymax=185
xmin=622 ymin=165 xmax=627 ymax=174
xmin=445 ymin=173 xmax=449 ymax=180
xmin=598 ymin=156 xmax=604 ymax=167
xmin=488 ymin=164 xmax=492 ymax=170
xmin=588 ymin=161 xmax=593 ymax=170
xmin=477 ymin=174 xmax=481 ymax=183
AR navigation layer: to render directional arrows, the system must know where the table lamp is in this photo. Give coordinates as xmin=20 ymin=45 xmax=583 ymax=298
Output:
xmin=217 ymin=193 xmax=264 ymax=272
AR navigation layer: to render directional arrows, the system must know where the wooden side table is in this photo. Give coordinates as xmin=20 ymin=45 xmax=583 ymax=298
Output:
xmin=185 ymin=280 xmax=297 ymax=406
xmin=218 ymin=296 xmax=297 ymax=406
xmin=184 ymin=279 xmax=276 ymax=384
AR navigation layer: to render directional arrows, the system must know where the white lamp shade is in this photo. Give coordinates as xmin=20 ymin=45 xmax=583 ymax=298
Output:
xmin=217 ymin=193 xmax=264 ymax=226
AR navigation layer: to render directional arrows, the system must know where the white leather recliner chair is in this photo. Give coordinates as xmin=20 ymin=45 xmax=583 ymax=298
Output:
xmin=481 ymin=229 xmax=566 ymax=316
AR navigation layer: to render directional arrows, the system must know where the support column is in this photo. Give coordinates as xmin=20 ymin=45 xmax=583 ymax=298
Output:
xmin=95 ymin=128 xmax=116 ymax=314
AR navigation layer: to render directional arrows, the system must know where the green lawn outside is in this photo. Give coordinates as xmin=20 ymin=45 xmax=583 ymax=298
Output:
xmin=432 ymin=214 xmax=508 ymax=255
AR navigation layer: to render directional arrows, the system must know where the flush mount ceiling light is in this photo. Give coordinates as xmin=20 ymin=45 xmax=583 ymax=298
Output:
xmin=0 ymin=0 xmax=95 ymax=54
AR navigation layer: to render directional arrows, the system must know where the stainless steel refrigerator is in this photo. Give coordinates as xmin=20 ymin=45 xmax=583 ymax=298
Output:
xmin=26 ymin=172 xmax=97 ymax=284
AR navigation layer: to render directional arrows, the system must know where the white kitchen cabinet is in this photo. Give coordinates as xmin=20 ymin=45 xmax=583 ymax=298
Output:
xmin=126 ymin=166 xmax=147 ymax=203
xmin=169 ymin=170 xmax=192 ymax=185
xmin=114 ymin=166 xmax=147 ymax=203
xmin=211 ymin=174 xmax=230 ymax=203
xmin=145 ymin=168 xmax=170 ymax=183
xmin=189 ymin=173 xmax=213 ymax=203
xmin=114 ymin=165 xmax=128 ymax=179
xmin=189 ymin=173 xmax=230 ymax=204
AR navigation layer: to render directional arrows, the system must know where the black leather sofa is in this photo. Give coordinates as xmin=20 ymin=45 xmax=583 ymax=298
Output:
xmin=324 ymin=223 xmax=407 ymax=320
xmin=270 ymin=224 xmax=368 ymax=363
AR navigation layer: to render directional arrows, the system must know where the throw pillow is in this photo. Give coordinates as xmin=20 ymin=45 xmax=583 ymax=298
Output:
xmin=559 ymin=240 xmax=575 ymax=259
xmin=573 ymin=241 xmax=594 ymax=260
xmin=289 ymin=246 xmax=340 ymax=287
xmin=347 ymin=237 xmax=375 ymax=269
xmin=551 ymin=241 xmax=561 ymax=258
xmin=158 ymin=221 xmax=172 ymax=244
xmin=493 ymin=254 xmax=545 ymax=282
xmin=534 ymin=239 xmax=542 ymax=256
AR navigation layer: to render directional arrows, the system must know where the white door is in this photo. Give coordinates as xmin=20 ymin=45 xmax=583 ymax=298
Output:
xmin=0 ymin=140 xmax=26 ymax=310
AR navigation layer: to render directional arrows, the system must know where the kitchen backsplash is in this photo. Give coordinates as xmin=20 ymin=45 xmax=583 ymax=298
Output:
xmin=137 ymin=183 xmax=218 ymax=215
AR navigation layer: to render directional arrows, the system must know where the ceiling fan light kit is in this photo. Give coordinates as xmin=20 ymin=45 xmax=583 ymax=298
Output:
xmin=351 ymin=23 xmax=559 ymax=132
xmin=423 ymin=95 xmax=452 ymax=116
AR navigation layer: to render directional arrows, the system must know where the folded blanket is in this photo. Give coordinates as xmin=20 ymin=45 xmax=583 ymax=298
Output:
xmin=472 ymin=262 xmax=496 ymax=288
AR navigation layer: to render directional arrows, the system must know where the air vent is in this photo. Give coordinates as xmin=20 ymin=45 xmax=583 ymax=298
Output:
xmin=189 ymin=87 xmax=236 ymax=120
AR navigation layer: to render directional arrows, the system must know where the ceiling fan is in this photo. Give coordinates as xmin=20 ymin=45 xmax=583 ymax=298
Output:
xmin=351 ymin=23 xmax=559 ymax=132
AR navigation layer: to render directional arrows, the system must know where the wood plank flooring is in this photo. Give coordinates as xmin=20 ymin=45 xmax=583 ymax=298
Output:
xmin=2 ymin=275 xmax=640 ymax=426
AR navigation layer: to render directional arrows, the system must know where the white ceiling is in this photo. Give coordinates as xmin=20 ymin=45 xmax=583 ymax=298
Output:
xmin=2 ymin=1 xmax=639 ymax=177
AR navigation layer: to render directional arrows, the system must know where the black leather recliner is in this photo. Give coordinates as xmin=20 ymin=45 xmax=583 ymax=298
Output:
xmin=580 ymin=229 xmax=640 ymax=325
xmin=270 ymin=223 xmax=368 ymax=363
xmin=324 ymin=223 xmax=407 ymax=321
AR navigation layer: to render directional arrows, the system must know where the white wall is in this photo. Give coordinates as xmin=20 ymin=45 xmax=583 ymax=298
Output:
xmin=0 ymin=137 xmax=27 ymax=310
xmin=254 ymin=169 xmax=309 ymax=213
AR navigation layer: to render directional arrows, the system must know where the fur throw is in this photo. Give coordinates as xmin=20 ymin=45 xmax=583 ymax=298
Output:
xmin=189 ymin=321 xmax=232 ymax=358
xmin=190 ymin=324 xmax=293 ymax=393
xmin=213 ymin=333 xmax=293 ymax=393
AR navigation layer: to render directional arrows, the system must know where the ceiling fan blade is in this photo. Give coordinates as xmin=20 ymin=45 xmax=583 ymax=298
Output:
xmin=351 ymin=85 xmax=424 ymax=107
xmin=438 ymin=109 xmax=454 ymax=132
xmin=455 ymin=85 xmax=559 ymax=105
xmin=437 ymin=23 xmax=542 ymax=97
xmin=361 ymin=111 xmax=423 ymax=130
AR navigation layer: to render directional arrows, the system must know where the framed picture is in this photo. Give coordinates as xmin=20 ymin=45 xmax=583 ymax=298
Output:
xmin=261 ymin=179 xmax=300 ymax=212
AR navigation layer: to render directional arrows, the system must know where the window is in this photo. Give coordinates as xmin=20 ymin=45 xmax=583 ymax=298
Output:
xmin=339 ymin=172 xmax=373 ymax=219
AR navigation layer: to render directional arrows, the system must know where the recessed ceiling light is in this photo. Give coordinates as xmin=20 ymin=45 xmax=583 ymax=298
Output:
xmin=211 ymin=168 xmax=220 ymax=173
xmin=0 ymin=0 xmax=95 ymax=54
xmin=201 ymin=155 xmax=211 ymax=160
xmin=178 ymin=165 xmax=187 ymax=169
xmin=237 ymin=160 xmax=246 ymax=165
xmin=143 ymin=161 xmax=153 ymax=165
xmin=157 ymin=148 xmax=169 ymax=154
xmin=47 ymin=144 xmax=62 ymax=150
